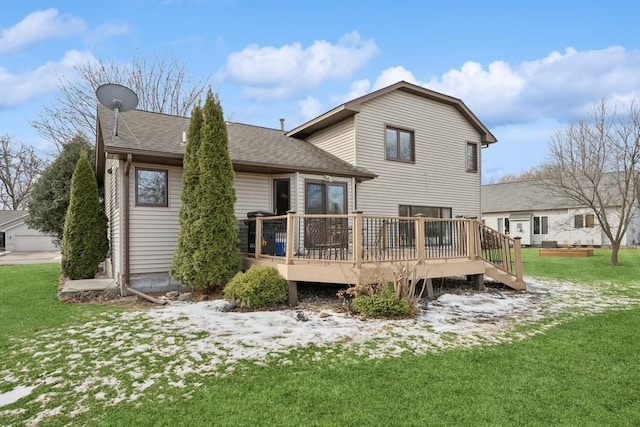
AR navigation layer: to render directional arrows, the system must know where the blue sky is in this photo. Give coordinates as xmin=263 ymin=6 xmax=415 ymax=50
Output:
xmin=2 ymin=1 xmax=640 ymax=182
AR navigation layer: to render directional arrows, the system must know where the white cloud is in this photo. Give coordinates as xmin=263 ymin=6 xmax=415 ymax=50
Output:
xmin=0 ymin=50 xmax=95 ymax=108
xmin=347 ymin=79 xmax=370 ymax=97
xmin=426 ymin=46 xmax=640 ymax=125
xmin=0 ymin=9 xmax=86 ymax=55
xmin=226 ymin=31 xmax=379 ymax=100
xmin=372 ymin=66 xmax=419 ymax=90
xmin=298 ymin=96 xmax=324 ymax=122
xmin=87 ymin=23 xmax=133 ymax=42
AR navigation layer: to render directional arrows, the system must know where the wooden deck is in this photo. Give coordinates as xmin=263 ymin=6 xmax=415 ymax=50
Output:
xmin=239 ymin=212 xmax=525 ymax=292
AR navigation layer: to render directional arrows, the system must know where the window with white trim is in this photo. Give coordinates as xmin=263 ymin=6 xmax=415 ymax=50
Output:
xmin=533 ymin=216 xmax=548 ymax=235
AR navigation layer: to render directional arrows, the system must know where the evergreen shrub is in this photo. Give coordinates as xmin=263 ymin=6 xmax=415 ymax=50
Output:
xmin=223 ymin=266 xmax=287 ymax=309
xmin=352 ymin=284 xmax=412 ymax=318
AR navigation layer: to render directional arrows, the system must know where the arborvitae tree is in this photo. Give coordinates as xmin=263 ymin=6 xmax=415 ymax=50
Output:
xmin=27 ymin=136 xmax=94 ymax=246
xmin=171 ymin=105 xmax=203 ymax=285
xmin=61 ymin=150 xmax=109 ymax=279
xmin=189 ymin=90 xmax=241 ymax=290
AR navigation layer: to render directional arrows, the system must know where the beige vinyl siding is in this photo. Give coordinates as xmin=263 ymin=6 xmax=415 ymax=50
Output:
xmin=128 ymin=168 xmax=275 ymax=274
xmin=234 ymin=172 xmax=270 ymax=217
xmin=129 ymin=164 xmax=182 ymax=274
xmin=105 ymin=159 xmax=122 ymax=280
xmin=354 ymin=91 xmax=482 ymax=217
xmin=305 ymin=117 xmax=356 ymax=164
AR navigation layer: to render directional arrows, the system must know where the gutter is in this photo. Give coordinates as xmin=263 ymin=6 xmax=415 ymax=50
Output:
xmin=123 ymin=154 xmax=132 ymax=293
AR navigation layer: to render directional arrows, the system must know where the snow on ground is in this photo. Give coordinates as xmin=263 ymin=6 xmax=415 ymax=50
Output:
xmin=1 ymin=278 xmax=639 ymax=425
xmin=0 ymin=386 xmax=34 ymax=408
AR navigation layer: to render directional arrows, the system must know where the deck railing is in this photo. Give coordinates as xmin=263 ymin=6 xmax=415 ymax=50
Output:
xmin=476 ymin=221 xmax=522 ymax=278
xmin=237 ymin=212 xmax=523 ymax=287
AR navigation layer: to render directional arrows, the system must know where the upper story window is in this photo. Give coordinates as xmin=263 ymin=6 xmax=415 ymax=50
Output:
xmin=385 ymin=126 xmax=415 ymax=162
xmin=466 ymin=142 xmax=478 ymax=173
xmin=135 ymin=168 xmax=168 ymax=207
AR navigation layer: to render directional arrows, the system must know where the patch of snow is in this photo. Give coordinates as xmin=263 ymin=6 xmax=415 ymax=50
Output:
xmin=0 ymin=386 xmax=34 ymax=408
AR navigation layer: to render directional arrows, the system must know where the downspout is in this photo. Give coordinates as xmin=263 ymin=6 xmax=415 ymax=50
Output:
xmin=123 ymin=154 xmax=132 ymax=293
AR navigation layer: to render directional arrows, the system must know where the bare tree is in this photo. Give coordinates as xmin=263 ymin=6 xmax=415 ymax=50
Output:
xmin=0 ymin=135 xmax=45 ymax=209
xmin=489 ymin=164 xmax=556 ymax=184
xmin=544 ymin=98 xmax=640 ymax=265
xmin=32 ymin=52 xmax=209 ymax=150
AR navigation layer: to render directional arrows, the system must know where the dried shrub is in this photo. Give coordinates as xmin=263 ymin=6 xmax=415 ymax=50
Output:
xmin=347 ymin=259 xmax=426 ymax=318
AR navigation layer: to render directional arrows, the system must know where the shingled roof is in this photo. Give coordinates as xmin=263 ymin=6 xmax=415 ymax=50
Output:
xmin=482 ymin=173 xmax=635 ymax=214
xmin=482 ymin=180 xmax=581 ymax=213
xmin=0 ymin=210 xmax=28 ymax=229
xmin=96 ymin=104 xmax=375 ymax=180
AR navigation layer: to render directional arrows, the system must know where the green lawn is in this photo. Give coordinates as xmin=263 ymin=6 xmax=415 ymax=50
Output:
xmin=522 ymin=247 xmax=640 ymax=285
xmin=0 ymin=264 xmax=120 ymax=349
xmin=1 ymin=258 xmax=639 ymax=426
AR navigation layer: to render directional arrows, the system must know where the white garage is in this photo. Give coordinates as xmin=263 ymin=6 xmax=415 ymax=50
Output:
xmin=13 ymin=234 xmax=58 ymax=251
xmin=0 ymin=210 xmax=58 ymax=252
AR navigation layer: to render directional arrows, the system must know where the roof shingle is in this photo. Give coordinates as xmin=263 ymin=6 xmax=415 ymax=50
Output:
xmin=97 ymin=104 xmax=375 ymax=180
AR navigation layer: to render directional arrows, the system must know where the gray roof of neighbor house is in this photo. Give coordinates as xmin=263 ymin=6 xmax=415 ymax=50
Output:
xmin=96 ymin=104 xmax=376 ymax=180
xmin=483 ymin=173 xmax=635 ymax=214
xmin=286 ymin=80 xmax=497 ymax=144
xmin=482 ymin=181 xmax=581 ymax=213
xmin=0 ymin=210 xmax=28 ymax=229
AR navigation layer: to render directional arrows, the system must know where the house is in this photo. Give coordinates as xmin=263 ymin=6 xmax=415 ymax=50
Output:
xmin=481 ymin=179 xmax=640 ymax=247
xmin=0 ymin=210 xmax=58 ymax=252
xmin=96 ymin=80 xmax=524 ymax=294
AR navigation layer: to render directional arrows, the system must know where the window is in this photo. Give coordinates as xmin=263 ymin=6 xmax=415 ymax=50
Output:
xmin=305 ymin=181 xmax=347 ymax=214
xmin=498 ymin=217 xmax=510 ymax=234
xmin=399 ymin=205 xmax=452 ymax=218
xmin=399 ymin=205 xmax=453 ymax=246
xmin=533 ymin=216 xmax=548 ymax=235
xmin=466 ymin=142 xmax=478 ymax=173
xmin=385 ymin=126 xmax=414 ymax=162
xmin=135 ymin=168 xmax=168 ymax=207
xmin=574 ymin=213 xmax=595 ymax=229
xmin=585 ymin=214 xmax=595 ymax=228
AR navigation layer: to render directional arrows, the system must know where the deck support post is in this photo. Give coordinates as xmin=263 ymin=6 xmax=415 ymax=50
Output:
xmin=254 ymin=215 xmax=263 ymax=259
xmin=425 ymin=278 xmax=434 ymax=300
xmin=352 ymin=211 xmax=363 ymax=268
xmin=285 ymin=211 xmax=296 ymax=265
xmin=468 ymin=274 xmax=485 ymax=291
xmin=287 ymin=281 xmax=298 ymax=306
xmin=468 ymin=220 xmax=479 ymax=260
xmin=415 ymin=214 xmax=426 ymax=260
xmin=513 ymin=237 xmax=523 ymax=283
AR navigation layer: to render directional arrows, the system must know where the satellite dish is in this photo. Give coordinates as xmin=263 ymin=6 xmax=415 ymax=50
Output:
xmin=96 ymin=83 xmax=138 ymax=136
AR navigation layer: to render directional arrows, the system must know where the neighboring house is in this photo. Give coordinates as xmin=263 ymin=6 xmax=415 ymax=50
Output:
xmin=482 ymin=180 xmax=640 ymax=247
xmin=0 ymin=210 xmax=58 ymax=252
xmin=96 ymin=81 xmax=520 ymax=293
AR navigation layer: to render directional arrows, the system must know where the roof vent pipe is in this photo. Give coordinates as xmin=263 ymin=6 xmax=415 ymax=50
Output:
xmin=279 ymin=118 xmax=285 ymax=132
